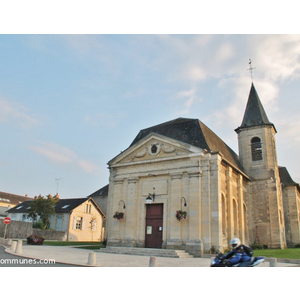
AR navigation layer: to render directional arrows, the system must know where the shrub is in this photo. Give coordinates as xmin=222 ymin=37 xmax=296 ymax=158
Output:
xmin=210 ymin=245 xmax=218 ymax=254
xmin=251 ymin=243 xmax=264 ymax=250
xmin=27 ymin=234 xmax=45 ymax=245
xmin=33 ymin=221 xmax=46 ymax=229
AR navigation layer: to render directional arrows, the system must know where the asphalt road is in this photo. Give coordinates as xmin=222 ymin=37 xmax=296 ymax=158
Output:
xmin=0 ymin=246 xmax=81 ymax=267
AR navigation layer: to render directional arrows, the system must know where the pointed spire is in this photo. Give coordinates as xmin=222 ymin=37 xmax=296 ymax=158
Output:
xmin=235 ymin=83 xmax=276 ymax=133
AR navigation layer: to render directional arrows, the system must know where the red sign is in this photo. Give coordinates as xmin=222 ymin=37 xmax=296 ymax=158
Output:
xmin=3 ymin=217 xmax=11 ymax=225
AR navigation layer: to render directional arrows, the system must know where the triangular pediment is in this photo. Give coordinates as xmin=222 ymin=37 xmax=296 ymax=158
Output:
xmin=109 ymin=133 xmax=203 ymax=166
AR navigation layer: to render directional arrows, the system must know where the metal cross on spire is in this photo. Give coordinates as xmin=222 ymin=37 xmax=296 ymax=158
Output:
xmin=247 ymin=59 xmax=256 ymax=82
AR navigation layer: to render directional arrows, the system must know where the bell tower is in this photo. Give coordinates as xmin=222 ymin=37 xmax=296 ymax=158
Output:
xmin=235 ymin=83 xmax=286 ymax=248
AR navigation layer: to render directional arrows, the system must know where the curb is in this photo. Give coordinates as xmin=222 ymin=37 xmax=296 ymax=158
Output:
xmin=1 ymin=245 xmax=93 ymax=267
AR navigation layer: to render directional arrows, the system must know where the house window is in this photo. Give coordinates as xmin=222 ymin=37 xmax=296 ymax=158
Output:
xmin=251 ymin=137 xmax=262 ymax=161
xmin=85 ymin=204 xmax=91 ymax=213
xmin=76 ymin=217 xmax=83 ymax=230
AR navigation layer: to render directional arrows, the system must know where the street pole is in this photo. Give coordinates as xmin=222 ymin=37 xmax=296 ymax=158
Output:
xmin=3 ymin=223 xmax=7 ymax=239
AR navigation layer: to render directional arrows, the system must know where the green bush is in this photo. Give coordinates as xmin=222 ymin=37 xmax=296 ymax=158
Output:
xmin=251 ymin=243 xmax=264 ymax=250
xmin=33 ymin=221 xmax=46 ymax=229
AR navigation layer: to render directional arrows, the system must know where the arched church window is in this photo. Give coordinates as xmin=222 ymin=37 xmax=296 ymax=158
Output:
xmin=251 ymin=137 xmax=262 ymax=161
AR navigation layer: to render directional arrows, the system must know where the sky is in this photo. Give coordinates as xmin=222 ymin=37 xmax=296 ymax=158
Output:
xmin=1 ymin=34 xmax=300 ymax=199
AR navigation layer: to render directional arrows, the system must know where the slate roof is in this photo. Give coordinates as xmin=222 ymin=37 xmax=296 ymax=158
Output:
xmin=129 ymin=117 xmax=243 ymax=171
xmin=235 ymin=83 xmax=276 ymax=132
xmin=7 ymin=197 xmax=105 ymax=217
xmin=5 ymin=200 xmax=32 ymax=213
xmin=88 ymin=184 xmax=109 ymax=198
xmin=279 ymin=167 xmax=300 ymax=191
xmin=54 ymin=198 xmax=91 ymax=213
xmin=0 ymin=191 xmax=33 ymax=206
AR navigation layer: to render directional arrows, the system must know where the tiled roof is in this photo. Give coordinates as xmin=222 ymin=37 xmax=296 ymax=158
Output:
xmin=0 ymin=191 xmax=33 ymax=206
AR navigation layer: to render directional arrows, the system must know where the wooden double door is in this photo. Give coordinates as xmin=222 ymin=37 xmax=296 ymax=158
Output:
xmin=145 ymin=204 xmax=163 ymax=248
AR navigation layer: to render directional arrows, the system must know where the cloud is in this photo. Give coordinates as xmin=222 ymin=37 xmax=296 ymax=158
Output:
xmin=173 ymin=87 xmax=201 ymax=116
xmin=29 ymin=142 xmax=99 ymax=174
xmin=0 ymin=98 xmax=38 ymax=128
xmin=184 ymin=66 xmax=206 ymax=82
xmin=253 ymin=35 xmax=300 ymax=82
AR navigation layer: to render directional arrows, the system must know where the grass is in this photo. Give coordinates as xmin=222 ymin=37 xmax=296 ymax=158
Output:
xmin=253 ymin=248 xmax=300 ymax=259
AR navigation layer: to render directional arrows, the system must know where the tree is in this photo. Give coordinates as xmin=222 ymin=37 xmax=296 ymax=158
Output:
xmin=28 ymin=194 xmax=59 ymax=229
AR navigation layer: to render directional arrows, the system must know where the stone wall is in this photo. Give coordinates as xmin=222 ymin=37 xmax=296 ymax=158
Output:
xmin=0 ymin=220 xmax=67 ymax=241
xmin=33 ymin=228 xmax=67 ymax=241
xmin=0 ymin=220 xmax=32 ymax=239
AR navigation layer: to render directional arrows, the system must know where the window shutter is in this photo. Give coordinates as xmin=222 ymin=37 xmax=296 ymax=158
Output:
xmin=73 ymin=216 xmax=77 ymax=229
xmin=82 ymin=217 xmax=85 ymax=231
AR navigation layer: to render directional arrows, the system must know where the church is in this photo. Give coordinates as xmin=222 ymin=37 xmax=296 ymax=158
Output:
xmin=105 ymin=83 xmax=300 ymax=256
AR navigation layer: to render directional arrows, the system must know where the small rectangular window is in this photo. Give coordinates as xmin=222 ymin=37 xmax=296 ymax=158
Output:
xmin=76 ymin=217 xmax=83 ymax=230
xmin=85 ymin=204 xmax=91 ymax=213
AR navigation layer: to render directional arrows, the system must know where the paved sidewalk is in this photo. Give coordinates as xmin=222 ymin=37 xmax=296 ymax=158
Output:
xmin=4 ymin=244 xmax=300 ymax=267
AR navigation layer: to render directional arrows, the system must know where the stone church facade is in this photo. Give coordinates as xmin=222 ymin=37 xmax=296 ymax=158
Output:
xmin=105 ymin=83 xmax=300 ymax=256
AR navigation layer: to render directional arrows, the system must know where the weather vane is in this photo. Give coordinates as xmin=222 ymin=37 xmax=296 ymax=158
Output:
xmin=247 ymin=59 xmax=256 ymax=82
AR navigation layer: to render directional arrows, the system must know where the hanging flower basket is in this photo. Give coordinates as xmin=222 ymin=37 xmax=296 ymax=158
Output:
xmin=175 ymin=210 xmax=187 ymax=221
xmin=113 ymin=211 xmax=124 ymax=220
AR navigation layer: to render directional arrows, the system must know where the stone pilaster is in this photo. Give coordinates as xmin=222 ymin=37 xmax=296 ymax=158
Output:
xmin=107 ymin=179 xmax=124 ymax=246
xmin=123 ymin=177 xmax=138 ymax=247
xmin=237 ymin=174 xmax=245 ymax=243
xmin=185 ymin=170 xmax=202 ymax=256
xmin=166 ymin=172 xmax=183 ymax=249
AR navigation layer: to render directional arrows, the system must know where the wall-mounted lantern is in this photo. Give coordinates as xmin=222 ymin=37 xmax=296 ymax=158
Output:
xmin=146 ymin=187 xmax=155 ymax=204
xmin=181 ymin=197 xmax=187 ymax=207
xmin=118 ymin=200 xmax=126 ymax=209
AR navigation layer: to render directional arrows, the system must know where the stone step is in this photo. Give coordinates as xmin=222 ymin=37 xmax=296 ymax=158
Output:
xmin=97 ymin=246 xmax=193 ymax=258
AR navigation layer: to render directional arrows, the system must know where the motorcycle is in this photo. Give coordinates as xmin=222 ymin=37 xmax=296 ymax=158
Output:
xmin=211 ymin=253 xmax=265 ymax=267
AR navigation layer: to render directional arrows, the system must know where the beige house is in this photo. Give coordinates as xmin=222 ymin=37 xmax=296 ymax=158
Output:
xmin=0 ymin=191 xmax=32 ymax=218
xmin=105 ymin=83 xmax=300 ymax=256
xmin=7 ymin=197 xmax=105 ymax=242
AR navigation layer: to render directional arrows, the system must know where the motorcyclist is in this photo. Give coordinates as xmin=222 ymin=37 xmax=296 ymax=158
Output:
xmin=222 ymin=238 xmax=253 ymax=267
